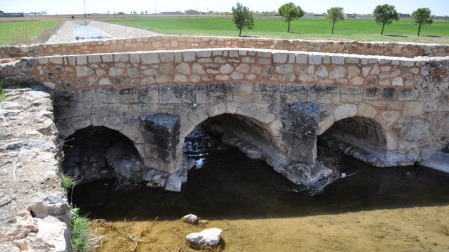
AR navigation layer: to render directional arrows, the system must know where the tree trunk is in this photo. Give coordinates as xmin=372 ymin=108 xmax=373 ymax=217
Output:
xmin=332 ymin=20 xmax=336 ymax=34
xmin=381 ymin=22 xmax=385 ymax=35
xmin=239 ymin=28 xmax=242 ymax=37
xmin=418 ymin=23 xmax=422 ymax=36
xmin=288 ymin=21 xmax=290 ymax=33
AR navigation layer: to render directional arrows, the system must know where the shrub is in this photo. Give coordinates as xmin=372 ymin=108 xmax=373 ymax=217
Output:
xmin=60 ymin=173 xmax=74 ymax=190
xmin=69 ymin=206 xmax=91 ymax=252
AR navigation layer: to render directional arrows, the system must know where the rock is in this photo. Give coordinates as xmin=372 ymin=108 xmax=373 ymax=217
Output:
xmin=186 ymin=228 xmax=222 ymax=248
xmin=165 ymin=174 xmax=182 ymax=192
xmin=181 ymin=214 xmax=199 ymax=224
xmin=35 ymin=216 xmax=69 ymax=252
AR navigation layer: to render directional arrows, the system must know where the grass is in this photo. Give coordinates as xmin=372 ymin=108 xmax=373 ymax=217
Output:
xmin=0 ymin=78 xmax=4 ymax=102
xmin=59 ymin=173 xmax=91 ymax=251
xmin=60 ymin=173 xmax=74 ymax=191
xmin=0 ymin=20 xmax=61 ymax=46
xmin=69 ymin=206 xmax=91 ymax=252
xmin=108 ymin=17 xmax=449 ymax=44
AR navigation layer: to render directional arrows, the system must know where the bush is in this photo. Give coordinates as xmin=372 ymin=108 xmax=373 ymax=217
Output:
xmin=60 ymin=173 xmax=74 ymax=190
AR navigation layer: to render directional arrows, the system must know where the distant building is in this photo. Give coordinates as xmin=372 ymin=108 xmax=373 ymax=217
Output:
xmin=185 ymin=9 xmax=199 ymax=15
xmin=346 ymin=14 xmax=358 ymax=19
xmin=3 ymin=12 xmax=25 ymax=17
xmin=161 ymin=11 xmax=183 ymax=15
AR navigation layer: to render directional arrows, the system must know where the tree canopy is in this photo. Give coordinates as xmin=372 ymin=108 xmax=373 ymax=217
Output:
xmin=278 ymin=2 xmax=305 ymax=33
xmin=411 ymin=8 xmax=433 ymax=36
xmin=232 ymin=2 xmax=255 ymax=37
xmin=326 ymin=7 xmax=344 ymax=34
xmin=373 ymin=4 xmax=400 ymax=35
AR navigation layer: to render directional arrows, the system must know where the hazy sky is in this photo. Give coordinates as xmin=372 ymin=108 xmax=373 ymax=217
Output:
xmin=1 ymin=0 xmax=448 ymax=16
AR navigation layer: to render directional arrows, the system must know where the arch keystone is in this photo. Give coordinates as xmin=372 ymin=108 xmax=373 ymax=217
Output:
xmin=357 ymin=103 xmax=378 ymax=119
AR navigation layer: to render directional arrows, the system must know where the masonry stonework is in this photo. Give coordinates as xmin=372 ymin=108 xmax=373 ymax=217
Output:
xmin=1 ymin=36 xmax=448 ymax=191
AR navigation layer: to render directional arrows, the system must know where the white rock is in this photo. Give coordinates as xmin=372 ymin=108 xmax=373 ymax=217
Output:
xmin=181 ymin=214 xmax=199 ymax=224
xmin=186 ymin=228 xmax=222 ymax=247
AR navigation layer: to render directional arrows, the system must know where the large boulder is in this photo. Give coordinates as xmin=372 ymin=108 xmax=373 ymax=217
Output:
xmin=186 ymin=228 xmax=222 ymax=248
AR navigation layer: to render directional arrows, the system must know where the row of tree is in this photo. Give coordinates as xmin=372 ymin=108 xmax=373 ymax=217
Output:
xmin=232 ymin=2 xmax=434 ymax=37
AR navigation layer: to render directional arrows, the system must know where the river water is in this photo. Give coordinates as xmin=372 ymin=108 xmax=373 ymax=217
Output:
xmin=70 ymin=128 xmax=449 ymax=251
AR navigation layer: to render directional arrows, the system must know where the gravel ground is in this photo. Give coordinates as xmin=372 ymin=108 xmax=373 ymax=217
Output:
xmin=47 ymin=20 xmax=159 ymax=43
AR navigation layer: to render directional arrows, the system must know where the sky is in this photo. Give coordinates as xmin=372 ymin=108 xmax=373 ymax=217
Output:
xmin=1 ymin=0 xmax=448 ymax=16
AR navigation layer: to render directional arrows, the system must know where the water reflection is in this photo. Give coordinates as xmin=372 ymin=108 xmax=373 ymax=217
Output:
xmin=71 ymin=128 xmax=449 ymax=221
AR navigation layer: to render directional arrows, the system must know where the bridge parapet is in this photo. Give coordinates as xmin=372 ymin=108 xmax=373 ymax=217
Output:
xmin=1 ymin=35 xmax=449 ymax=59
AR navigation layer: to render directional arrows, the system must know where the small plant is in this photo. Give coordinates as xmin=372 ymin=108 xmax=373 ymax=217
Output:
xmin=69 ymin=206 xmax=91 ymax=252
xmin=60 ymin=173 xmax=74 ymax=190
xmin=0 ymin=78 xmax=5 ymax=101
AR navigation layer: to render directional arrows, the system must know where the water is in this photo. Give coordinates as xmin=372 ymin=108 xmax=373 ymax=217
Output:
xmin=74 ymin=25 xmax=112 ymax=40
xmin=70 ymin=128 xmax=449 ymax=251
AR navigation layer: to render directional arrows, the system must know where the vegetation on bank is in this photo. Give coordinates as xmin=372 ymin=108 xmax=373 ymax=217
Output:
xmin=0 ymin=20 xmax=60 ymax=46
xmin=0 ymin=78 xmax=4 ymax=102
xmin=108 ymin=17 xmax=449 ymax=44
xmin=60 ymin=173 xmax=91 ymax=252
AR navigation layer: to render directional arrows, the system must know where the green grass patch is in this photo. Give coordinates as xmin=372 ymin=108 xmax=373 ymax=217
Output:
xmin=69 ymin=206 xmax=91 ymax=252
xmin=108 ymin=17 xmax=449 ymax=44
xmin=0 ymin=78 xmax=4 ymax=102
xmin=0 ymin=20 xmax=61 ymax=46
xmin=60 ymin=173 xmax=74 ymax=191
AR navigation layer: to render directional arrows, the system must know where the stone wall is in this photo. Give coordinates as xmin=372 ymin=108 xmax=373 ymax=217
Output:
xmin=1 ymin=35 xmax=449 ymax=59
xmin=0 ymin=89 xmax=70 ymax=252
xmin=0 ymin=48 xmax=448 ymax=170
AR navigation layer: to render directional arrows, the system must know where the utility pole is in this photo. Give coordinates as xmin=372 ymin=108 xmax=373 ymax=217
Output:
xmin=83 ymin=0 xmax=87 ymax=18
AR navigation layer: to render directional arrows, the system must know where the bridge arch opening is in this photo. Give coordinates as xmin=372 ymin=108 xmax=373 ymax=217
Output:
xmin=182 ymin=113 xmax=281 ymax=170
xmin=318 ymin=116 xmax=388 ymax=166
xmin=62 ymin=126 xmax=145 ymax=184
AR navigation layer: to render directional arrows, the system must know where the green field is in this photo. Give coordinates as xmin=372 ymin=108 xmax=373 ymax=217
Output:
xmin=109 ymin=17 xmax=449 ymax=44
xmin=0 ymin=20 xmax=60 ymax=46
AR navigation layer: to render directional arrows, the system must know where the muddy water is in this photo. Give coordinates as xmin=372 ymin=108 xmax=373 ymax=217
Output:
xmin=71 ymin=131 xmax=449 ymax=251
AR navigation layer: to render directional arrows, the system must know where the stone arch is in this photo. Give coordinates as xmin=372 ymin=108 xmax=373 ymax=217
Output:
xmin=318 ymin=103 xmax=398 ymax=152
xmin=61 ymin=125 xmax=144 ymax=182
xmin=180 ymin=103 xmax=283 ymax=163
xmin=56 ymin=115 xmax=146 ymax=166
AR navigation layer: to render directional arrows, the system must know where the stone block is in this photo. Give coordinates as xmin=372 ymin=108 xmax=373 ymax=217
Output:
xmin=176 ymin=63 xmax=190 ymax=75
xmin=402 ymin=102 xmax=423 ymax=117
xmin=71 ymin=116 xmax=91 ymax=130
xmin=331 ymin=55 xmax=345 ymax=64
xmin=88 ymin=55 xmax=101 ymax=63
xmin=114 ymin=54 xmax=129 ymax=62
xmin=104 ymin=116 xmax=124 ymax=131
xmin=309 ymin=54 xmax=322 ymax=65
xmin=140 ymin=114 xmax=180 ymax=137
xmin=219 ymin=64 xmax=233 ymax=74
xmin=318 ymin=115 xmax=335 ymax=135
xmin=333 ymin=104 xmax=357 ymax=121
xmin=119 ymin=87 xmax=139 ymax=103
xmin=273 ymin=52 xmax=288 ymax=63
xmin=329 ymin=66 xmax=346 ymax=79
xmin=375 ymin=111 xmax=400 ymax=129
xmin=183 ymin=51 xmax=196 ymax=62
xmin=357 ymin=103 xmax=377 ymax=118
xmin=141 ymin=53 xmax=160 ymax=64
xmin=379 ymin=87 xmax=396 ymax=100
xmin=159 ymin=84 xmax=194 ymax=104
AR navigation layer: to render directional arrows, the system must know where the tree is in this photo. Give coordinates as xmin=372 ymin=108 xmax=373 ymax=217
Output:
xmin=411 ymin=8 xmax=433 ymax=36
xmin=326 ymin=7 xmax=344 ymax=34
xmin=278 ymin=2 xmax=305 ymax=33
xmin=0 ymin=10 xmax=4 ymax=17
xmin=232 ymin=2 xmax=254 ymax=37
xmin=373 ymin=4 xmax=400 ymax=35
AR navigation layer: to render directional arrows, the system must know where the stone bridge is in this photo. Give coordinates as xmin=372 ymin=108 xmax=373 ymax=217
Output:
xmin=1 ymin=36 xmax=448 ymax=191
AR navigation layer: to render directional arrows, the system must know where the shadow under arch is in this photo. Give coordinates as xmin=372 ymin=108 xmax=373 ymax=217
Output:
xmin=318 ymin=116 xmax=392 ymax=167
xmin=181 ymin=111 xmax=287 ymax=176
xmin=62 ymin=125 xmax=143 ymax=183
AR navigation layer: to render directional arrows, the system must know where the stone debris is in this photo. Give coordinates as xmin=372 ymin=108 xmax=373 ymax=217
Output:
xmin=186 ymin=228 xmax=222 ymax=248
xmin=181 ymin=214 xmax=199 ymax=225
